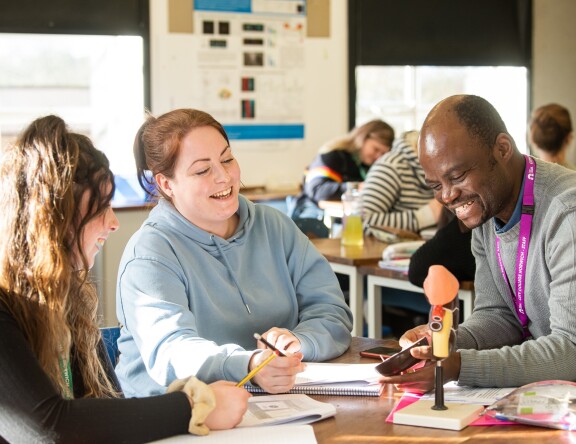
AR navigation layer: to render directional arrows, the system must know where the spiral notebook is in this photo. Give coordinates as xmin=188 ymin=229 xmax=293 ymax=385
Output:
xmin=246 ymin=362 xmax=383 ymax=397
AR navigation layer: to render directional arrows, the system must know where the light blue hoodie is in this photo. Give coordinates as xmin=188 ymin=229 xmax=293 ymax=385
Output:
xmin=115 ymin=195 xmax=353 ymax=397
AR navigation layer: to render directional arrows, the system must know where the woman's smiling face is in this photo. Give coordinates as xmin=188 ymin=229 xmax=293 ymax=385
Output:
xmin=77 ymin=182 xmax=119 ymax=270
xmin=155 ymin=126 xmax=241 ymax=238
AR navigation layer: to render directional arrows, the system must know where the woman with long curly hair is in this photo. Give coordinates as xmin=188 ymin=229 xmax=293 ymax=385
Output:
xmin=0 ymin=115 xmax=249 ymax=443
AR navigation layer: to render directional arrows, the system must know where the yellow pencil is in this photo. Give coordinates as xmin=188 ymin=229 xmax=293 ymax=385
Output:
xmin=236 ymin=350 xmax=279 ymax=387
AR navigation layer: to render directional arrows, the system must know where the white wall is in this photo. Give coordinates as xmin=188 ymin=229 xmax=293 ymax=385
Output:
xmin=99 ymin=0 xmax=576 ymax=326
xmin=532 ymin=0 xmax=576 ymax=164
xmin=149 ymin=0 xmax=349 ymax=189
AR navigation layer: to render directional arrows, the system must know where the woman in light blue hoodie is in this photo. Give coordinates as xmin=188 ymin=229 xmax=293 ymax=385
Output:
xmin=116 ymin=109 xmax=353 ymax=398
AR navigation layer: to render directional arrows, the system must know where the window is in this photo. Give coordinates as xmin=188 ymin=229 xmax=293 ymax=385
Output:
xmin=0 ymin=33 xmax=146 ymax=204
xmin=355 ymin=65 xmax=529 ymax=153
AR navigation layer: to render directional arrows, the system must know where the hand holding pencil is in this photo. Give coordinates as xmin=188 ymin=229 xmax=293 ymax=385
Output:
xmin=254 ymin=332 xmax=287 ymax=356
xmin=236 ymin=350 xmax=279 ymax=387
xmin=256 ymin=327 xmax=302 ymax=354
xmin=238 ymin=330 xmax=305 ymax=393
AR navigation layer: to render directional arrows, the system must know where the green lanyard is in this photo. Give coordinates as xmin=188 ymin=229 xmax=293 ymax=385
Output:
xmin=352 ymin=152 xmax=368 ymax=180
xmin=59 ymin=355 xmax=74 ymax=399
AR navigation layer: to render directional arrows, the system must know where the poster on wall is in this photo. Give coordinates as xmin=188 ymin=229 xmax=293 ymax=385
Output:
xmin=193 ymin=0 xmax=306 ymax=142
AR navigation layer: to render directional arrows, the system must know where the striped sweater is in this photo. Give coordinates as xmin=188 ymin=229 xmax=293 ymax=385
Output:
xmin=361 ymin=138 xmax=434 ymax=232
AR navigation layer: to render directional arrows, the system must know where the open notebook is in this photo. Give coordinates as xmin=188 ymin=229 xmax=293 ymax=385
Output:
xmin=246 ymin=362 xmax=383 ymax=397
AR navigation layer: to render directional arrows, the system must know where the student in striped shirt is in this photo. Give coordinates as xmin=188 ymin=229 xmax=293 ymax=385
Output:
xmin=362 ymin=130 xmax=443 ymax=235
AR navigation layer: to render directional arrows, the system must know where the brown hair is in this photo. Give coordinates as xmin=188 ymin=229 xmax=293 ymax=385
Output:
xmin=529 ymin=103 xmax=573 ymax=155
xmin=134 ymin=109 xmax=230 ymax=200
xmin=0 ymin=115 xmax=119 ymax=398
xmin=319 ymin=119 xmax=395 ymax=155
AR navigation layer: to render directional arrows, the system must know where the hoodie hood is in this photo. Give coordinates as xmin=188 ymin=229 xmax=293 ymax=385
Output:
xmin=146 ymin=194 xmax=255 ymax=254
xmin=391 ymin=137 xmax=428 ymax=190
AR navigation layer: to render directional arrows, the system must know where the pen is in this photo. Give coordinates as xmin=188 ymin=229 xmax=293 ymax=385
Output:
xmin=253 ymin=332 xmax=287 ymax=357
xmin=236 ymin=350 xmax=279 ymax=387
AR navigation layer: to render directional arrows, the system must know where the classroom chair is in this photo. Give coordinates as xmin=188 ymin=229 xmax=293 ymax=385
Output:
xmin=293 ymin=218 xmax=330 ymax=239
xmin=100 ymin=326 xmax=121 ymax=366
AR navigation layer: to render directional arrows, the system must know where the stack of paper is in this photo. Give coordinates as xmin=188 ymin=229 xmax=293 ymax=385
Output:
xmin=378 ymin=240 xmax=425 ymax=273
xmin=378 ymin=258 xmax=411 ymax=273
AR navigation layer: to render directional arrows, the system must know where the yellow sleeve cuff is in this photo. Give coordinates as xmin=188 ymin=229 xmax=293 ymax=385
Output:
xmin=167 ymin=376 xmax=217 ymax=436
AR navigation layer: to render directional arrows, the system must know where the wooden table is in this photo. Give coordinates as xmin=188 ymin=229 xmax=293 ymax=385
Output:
xmin=311 ymin=237 xmax=387 ymax=336
xmin=312 ymin=337 xmax=573 ymax=443
xmin=358 ymin=264 xmax=476 ymax=339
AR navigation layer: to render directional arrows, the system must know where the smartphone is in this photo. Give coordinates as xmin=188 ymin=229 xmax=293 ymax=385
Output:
xmin=359 ymin=345 xmax=403 ymax=359
xmin=375 ymin=337 xmax=429 ymax=377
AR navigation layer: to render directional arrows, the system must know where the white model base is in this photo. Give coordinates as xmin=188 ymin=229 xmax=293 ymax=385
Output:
xmin=393 ymin=400 xmax=483 ymax=431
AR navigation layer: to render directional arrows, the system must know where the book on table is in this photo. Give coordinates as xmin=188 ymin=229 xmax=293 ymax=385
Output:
xmin=238 ymin=394 xmax=336 ymax=427
xmin=245 ymin=362 xmax=383 ymax=397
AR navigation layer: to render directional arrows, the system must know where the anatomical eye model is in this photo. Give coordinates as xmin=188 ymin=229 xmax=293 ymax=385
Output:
xmin=423 ymin=265 xmax=460 ymax=410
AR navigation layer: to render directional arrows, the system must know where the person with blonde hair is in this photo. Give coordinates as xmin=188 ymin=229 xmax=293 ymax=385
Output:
xmin=115 ymin=108 xmax=353 ymax=398
xmin=0 ymin=115 xmax=249 ymax=442
xmin=529 ymin=103 xmax=575 ymax=169
xmin=290 ymin=119 xmax=394 ymax=220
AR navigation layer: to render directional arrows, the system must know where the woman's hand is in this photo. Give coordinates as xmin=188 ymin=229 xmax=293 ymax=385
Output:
xmin=258 ymin=327 xmax=301 ymax=354
xmin=204 ymin=381 xmax=251 ymax=430
xmin=250 ymin=349 xmax=305 ymax=394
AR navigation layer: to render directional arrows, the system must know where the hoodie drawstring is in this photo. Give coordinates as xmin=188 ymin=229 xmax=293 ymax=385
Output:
xmin=210 ymin=235 xmax=252 ymax=314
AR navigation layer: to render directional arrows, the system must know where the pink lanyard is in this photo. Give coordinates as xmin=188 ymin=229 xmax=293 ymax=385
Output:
xmin=495 ymin=155 xmax=535 ymax=338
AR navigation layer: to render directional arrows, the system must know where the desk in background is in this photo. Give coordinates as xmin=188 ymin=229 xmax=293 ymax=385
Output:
xmin=240 ymin=186 xmax=300 ymax=204
xmin=359 ymin=264 xmax=475 ymax=339
xmin=239 ymin=186 xmax=299 ymax=216
xmin=312 ymin=336 xmax=570 ymax=443
xmin=311 ymin=237 xmax=386 ymax=336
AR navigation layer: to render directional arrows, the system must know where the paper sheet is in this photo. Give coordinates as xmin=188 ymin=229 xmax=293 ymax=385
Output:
xmin=150 ymin=424 xmax=317 ymax=443
xmin=295 ymin=362 xmax=380 ymax=385
xmin=420 ymin=381 xmax=516 ymax=405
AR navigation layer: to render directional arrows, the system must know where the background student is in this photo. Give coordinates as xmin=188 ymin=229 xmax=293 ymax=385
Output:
xmin=289 ymin=119 xmax=394 ymax=220
xmin=115 ymin=108 xmax=353 ymax=398
xmin=361 ymin=130 xmax=443 ymax=234
xmin=529 ymin=103 xmax=575 ymax=169
xmin=0 ymin=116 xmax=249 ymax=443
xmin=380 ymin=94 xmax=576 ymax=391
